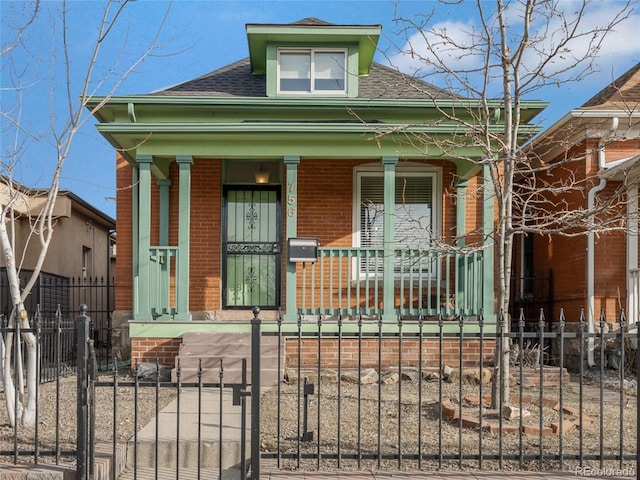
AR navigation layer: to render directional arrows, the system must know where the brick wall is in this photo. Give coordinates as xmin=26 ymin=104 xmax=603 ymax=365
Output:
xmin=131 ymin=337 xmax=182 ymax=366
xmin=514 ymin=137 xmax=639 ymax=323
xmin=130 ymin=334 xmax=496 ymax=372
xmin=115 ymin=155 xmax=134 ymax=311
xmin=285 ymin=337 xmax=496 ymax=369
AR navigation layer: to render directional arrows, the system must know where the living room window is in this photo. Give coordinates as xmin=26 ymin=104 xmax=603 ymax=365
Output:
xmin=278 ymin=49 xmax=347 ymax=94
xmin=354 ymin=166 xmax=440 ymax=275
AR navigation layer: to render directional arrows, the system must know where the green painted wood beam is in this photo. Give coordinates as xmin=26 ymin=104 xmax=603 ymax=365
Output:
xmin=105 ymin=136 xmax=500 ymax=165
xmin=382 ymin=156 xmax=397 ymax=321
xmin=128 ymin=318 xmax=497 ymax=338
xmin=455 ymin=177 xmax=469 ymax=312
xmin=135 ymin=155 xmax=153 ymax=321
xmin=175 ymin=155 xmax=193 ymax=321
xmin=86 ymin=95 xmax=548 ymax=119
xmin=132 ymin=166 xmax=140 ymax=309
xmin=96 ymin=121 xmax=539 ymax=135
xmin=482 ymin=164 xmax=495 ymax=321
xmin=284 ymin=156 xmax=300 ymax=321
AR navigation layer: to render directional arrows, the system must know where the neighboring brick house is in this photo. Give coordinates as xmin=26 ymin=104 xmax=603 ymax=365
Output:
xmin=87 ymin=18 xmax=544 ymax=367
xmin=0 ymin=179 xmax=115 ymax=329
xmin=511 ymin=63 xmax=640 ymax=359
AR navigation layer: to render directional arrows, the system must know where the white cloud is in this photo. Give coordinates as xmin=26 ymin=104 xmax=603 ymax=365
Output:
xmin=388 ymin=2 xmax=640 ymax=91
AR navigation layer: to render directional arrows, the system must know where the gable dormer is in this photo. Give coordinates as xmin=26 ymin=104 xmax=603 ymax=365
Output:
xmin=246 ymin=17 xmax=381 ymax=98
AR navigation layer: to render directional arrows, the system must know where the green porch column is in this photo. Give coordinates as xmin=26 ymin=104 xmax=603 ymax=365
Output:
xmin=284 ymin=155 xmax=300 ymax=322
xmin=175 ymin=155 xmax=193 ymax=321
xmin=134 ymin=155 xmax=153 ymax=321
xmin=382 ymin=156 xmax=398 ymax=321
xmin=482 ymin=163 xmax=495 ymax=319
xmin=132 ymin=166 xmax=139 ymax=284
xmin=455 ymin=178 xmax=469 ymax=312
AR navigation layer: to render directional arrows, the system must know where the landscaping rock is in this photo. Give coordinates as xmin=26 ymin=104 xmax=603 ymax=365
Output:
xmin=447 ymin=367 xmax=492 ymax=385
xmin=425 ymin=371 xmax=440 ymax=381
xmin=503 ymin=405 xmax=531 ymax=420
xmin=136 ymin=362 xmax=171 ymax=381
xmin=401 ymin=369 xmax=421 ymax=382
xmin=341 ymin=368 xmax=379 ymax=384
xmin=381 ymin=371 xmax=400 ymax=385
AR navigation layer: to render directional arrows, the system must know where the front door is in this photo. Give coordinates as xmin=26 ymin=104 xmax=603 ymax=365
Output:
xmin=222 ymin=186 xmax=281 ymax=308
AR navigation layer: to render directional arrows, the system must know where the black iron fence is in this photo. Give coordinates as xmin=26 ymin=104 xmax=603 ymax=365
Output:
xmin=0 ymin=308 xmax=76 ymax=384
xmin=258 ymin=308 xmax=638 ymax=475
xmin=0 ymin=272 xmax=114 ymax=363
xmin=1 ymin=306 xmax=638 ymax=479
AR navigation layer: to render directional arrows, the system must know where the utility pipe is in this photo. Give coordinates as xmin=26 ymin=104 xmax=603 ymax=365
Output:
xmin=586 ymin=117 xmax=619 ymax=367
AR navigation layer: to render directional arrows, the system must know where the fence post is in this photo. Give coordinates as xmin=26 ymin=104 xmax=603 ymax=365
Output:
xmin=250 ymin=306 xmax=261 ymax=480
xmin=76 ymin=304 xmax=90 ymax=480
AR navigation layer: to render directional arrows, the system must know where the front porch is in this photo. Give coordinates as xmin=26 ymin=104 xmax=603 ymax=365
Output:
xmin=129 ymin=156 xmax=496 ymax=324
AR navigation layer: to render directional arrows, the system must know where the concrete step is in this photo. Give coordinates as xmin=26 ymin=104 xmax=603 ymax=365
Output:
xmin=175 ymin=365 xmax=280 ymax=385
xmin=117 ymin=466 xmax=245 ymax=480
xmin=126 ymin=438 xmax=248 ymax=470
xmin=172 ymin=332 xmax=284 ymax=386
xmin=126 ymin=389 xmax=250 ymax=471
xmin=180 ymin=331 xmax=253 ymax=347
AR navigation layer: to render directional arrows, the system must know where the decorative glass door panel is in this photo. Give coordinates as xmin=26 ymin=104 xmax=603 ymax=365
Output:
xmin=223 ymin=188 xmax=281 ymax=308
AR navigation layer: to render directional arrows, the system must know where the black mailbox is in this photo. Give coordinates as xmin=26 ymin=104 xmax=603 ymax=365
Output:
xmin=288 ymin=237 xmax=319 ymax=263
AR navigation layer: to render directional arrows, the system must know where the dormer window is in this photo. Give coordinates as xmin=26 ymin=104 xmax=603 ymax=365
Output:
xmin=278 ymin=49 xmax=347 ymax=94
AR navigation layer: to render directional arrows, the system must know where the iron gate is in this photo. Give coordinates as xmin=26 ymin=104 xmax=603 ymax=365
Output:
xmin=77 ymin=309 xmax=260 ymax=480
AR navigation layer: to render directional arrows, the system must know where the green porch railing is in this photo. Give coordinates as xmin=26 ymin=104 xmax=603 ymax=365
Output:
xmin=141 ymin=245 xmax=482 ymax=320
xmin=148 ymin=246 xmax=179 ymax=318
xmin=296 ymin=247 xmax=484 ymax=317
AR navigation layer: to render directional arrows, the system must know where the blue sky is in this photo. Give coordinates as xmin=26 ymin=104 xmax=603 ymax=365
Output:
xmin=1 ymin=0 xmax=639 ymax=219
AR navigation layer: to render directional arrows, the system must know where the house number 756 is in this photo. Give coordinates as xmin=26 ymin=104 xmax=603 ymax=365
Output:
xmin=287 ymin=181 xmax=296 ymax=217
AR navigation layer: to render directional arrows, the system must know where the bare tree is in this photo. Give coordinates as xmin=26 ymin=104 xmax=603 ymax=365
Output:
xmin=385 ymin=0 xmax=637 ymax=407
xmin=0 ymin=0 xmax=171 ymax=427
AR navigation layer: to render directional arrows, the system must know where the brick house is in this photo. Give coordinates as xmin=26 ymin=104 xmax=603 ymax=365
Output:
xmin=511 ymin=63 xmax=640 ymax=359
xmin=87 ymin=18 xmax=544 ymax=368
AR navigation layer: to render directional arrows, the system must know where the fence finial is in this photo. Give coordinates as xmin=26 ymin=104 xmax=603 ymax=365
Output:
xmin=79 ymin=304 xmax=88 ymax=314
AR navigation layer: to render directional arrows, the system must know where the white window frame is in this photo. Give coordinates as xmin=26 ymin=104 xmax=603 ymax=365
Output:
xmin=352 ymin=164 xmax=442 ymax=279
xmin=277 ymin=48 xmax=348 ymax=94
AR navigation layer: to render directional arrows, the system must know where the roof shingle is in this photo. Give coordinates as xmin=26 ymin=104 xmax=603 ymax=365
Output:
xmin=153 ymin=58 xmax=456 ymax=100
xmin=581 ymin=62 xmax=640 ymax=110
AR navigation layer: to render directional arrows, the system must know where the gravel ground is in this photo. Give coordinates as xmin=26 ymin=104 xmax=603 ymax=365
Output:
xmin=260 ymin=369 xmax=638 ymax=472
xmin=0 ymin=370 xmax=176 ymax=465
xmin=0 ymin=368 xmax=637 ymax=474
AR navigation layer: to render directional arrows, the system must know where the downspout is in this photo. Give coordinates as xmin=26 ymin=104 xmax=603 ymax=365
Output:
xmin=586 ymin=117 xmax=619 ymax=367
